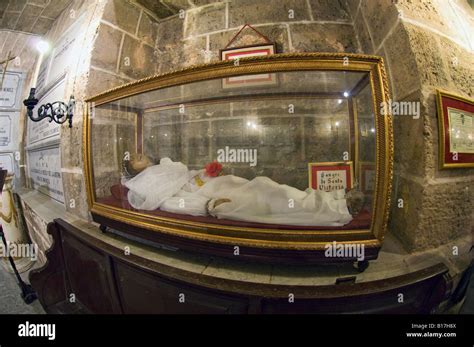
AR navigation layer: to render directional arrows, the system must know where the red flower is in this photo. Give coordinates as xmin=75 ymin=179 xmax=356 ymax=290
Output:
xmin=205 ymin=161 xmax=223 ymax=177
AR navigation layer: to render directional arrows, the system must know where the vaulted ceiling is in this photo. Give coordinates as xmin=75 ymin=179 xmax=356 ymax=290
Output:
xmin=131 ymin=0 xmax=213 ymax=20
xmin=0 ymin=0 xmax=73 ymax=72
xmin=0 ymin=0 xmax=73 ymax=35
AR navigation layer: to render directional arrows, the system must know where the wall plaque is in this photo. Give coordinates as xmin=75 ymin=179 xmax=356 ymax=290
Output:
xmin=0 ymin=111 xmax=19 ymax=151
xmin=0 ymin=152 xmax=14 ymax=174
xmin=35 ymin=55 xmax=51 ymax=94
xmin=27 ymin=77 xmax=66 ymax=147
xmin=27 ymin=146 xmax=64 ymax=204
xmin=437 ymin=90 xmax=474 ymax=169
xmin=0 ymin=71 xmax=22 ymax=110
xmin=0 ymin=114 xmax=12 ymax=147
xmin=36 ymin=15 xmax=85 ymax=94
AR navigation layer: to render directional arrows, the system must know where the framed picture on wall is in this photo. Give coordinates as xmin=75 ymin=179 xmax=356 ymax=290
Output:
xmin=308 ymin=161 xmax=353 ymax=192
xmin=220 ymin=44 xmax=277 ymax=89
xmin=437 ymin=90 xmax=474 ymax=169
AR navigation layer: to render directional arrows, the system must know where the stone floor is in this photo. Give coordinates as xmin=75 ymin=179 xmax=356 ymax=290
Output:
xmin=0 ymin=264 xmax=45 ymax=314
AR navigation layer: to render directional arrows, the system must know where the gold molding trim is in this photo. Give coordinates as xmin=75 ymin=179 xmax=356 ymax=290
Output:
xmin=91 ymin=204 xmax=380 ymax=250
xmin=83 ymin=53 xmax=393 ymax=251
xmin=86 ymin=53 xmax=380 ymax=105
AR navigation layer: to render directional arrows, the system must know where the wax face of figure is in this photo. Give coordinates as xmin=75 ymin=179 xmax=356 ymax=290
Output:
xmin=124 ymin=158 xmax=353 ymax=227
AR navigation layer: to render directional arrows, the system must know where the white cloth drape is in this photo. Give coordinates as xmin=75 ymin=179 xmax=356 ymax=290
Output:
xmin=124 ymin=158 xmax=189 ymax=210
xmin=124 ymin=158 xmax=353 ymax=226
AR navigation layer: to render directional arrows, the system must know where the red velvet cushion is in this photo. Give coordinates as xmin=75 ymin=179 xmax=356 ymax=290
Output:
xmin=110 ymin=184 xmax=129 ymax=201
xmin=97 ymin=195 xmax=371 ymax=230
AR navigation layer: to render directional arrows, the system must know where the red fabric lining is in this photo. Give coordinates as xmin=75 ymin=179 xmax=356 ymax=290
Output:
xmin=100 ymin=184 xmax=371 ymax=230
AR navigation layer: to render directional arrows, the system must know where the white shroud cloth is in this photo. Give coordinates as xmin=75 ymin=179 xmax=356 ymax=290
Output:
xmin=124 ymin=158 xmax=189 ymax=210
xmin=125 ymin=158 xmax=353 ymax=226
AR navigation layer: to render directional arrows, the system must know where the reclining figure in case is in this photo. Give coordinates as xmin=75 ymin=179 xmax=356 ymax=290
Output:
xmin=123 ymin=158 xmax=364 ymax=227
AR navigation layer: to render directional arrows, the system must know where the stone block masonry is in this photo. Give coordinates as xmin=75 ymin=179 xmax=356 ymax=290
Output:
xmin=346 ymin=0 xmax=473 ymax=251
xmin=14 ymin=0 xmax=474 ymax=258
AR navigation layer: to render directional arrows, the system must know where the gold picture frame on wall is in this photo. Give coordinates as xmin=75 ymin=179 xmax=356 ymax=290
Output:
xmin=436 ymin=90 xmax=474 ymax=169
xmin=220 ymin=44 xmax=277 ymax=89
xmin=83 ymin=53 xmax=394 ymax=264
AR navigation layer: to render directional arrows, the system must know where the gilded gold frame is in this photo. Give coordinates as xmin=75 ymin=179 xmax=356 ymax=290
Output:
xmin=84 ymin=53 xmax=393 ymax=251
xmin=436 ymin=89 xmax=474 ymax=169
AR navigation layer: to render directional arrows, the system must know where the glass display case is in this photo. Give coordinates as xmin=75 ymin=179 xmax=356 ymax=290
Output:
xmin=84 ymin=53 xmax=393 ymax=264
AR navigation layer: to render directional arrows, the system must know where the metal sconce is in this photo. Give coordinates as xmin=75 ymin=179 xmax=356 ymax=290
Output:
xmin=23 ymin=88 xmax=75 ymax=128
xmin=22 ymin=39 xmax=75 ymax=128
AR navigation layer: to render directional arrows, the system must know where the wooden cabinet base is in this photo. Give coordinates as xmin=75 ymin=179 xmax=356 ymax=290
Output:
xmin=93 ymin=212 xmax=381 ymax=265
xmin=30 ymin=219 xmax=451 ymax=314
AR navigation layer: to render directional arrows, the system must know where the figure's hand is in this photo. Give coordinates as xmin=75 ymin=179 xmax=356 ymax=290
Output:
xmin=207 ymin=198 xmax=231 ymax=216
xmin=214 ymin=198 xmax=231 ymax=207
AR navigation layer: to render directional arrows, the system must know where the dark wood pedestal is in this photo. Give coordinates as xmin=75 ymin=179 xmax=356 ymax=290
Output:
xmin=30 ymin=219 xmax=451 ymax=314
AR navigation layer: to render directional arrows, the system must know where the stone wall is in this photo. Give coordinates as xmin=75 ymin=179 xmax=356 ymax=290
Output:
xmin=86 ymin=0 xmax=160 ymax=96
xmin=56 ymin=0 xmax=108 ymax=221
xmin=84 ymin=0 xmax=362 ymax=203
xmin=0 ymin=0 xmax=45 ymax=190
xmin=347 ymin=0 xmax=474 ymax=251
xmin=86 ymin=0 xmax=359 ymax=89
xmin=15 ymin=0 xmax=108 ymax=262
xmin=16 ymin=0 xmax=474 ymax=257
xmin=98 ymin=0 xmax=472 ymax=252
xmin=1 ymin=0 xmax=80 ymax=266
xmin=140 ymin=97 xmax=353 ymax=191
xmin=153 ymin=0 xmax=358 ymax=73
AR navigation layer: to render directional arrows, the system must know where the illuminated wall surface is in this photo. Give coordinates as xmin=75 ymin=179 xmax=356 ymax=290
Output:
xmin=0 ymin=1 xmax=472 ymax=278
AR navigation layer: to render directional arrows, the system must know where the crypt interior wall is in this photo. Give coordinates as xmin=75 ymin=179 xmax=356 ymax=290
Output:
xmin=10 ymin=0 xmax=109 ymax=264
xmin=10 ymin=0 xmax=474 ymax=266
xmin=82 ymin=0 xmax=362 ymax=213
xmin=346 ymin=0 xmax=474 ymax=251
